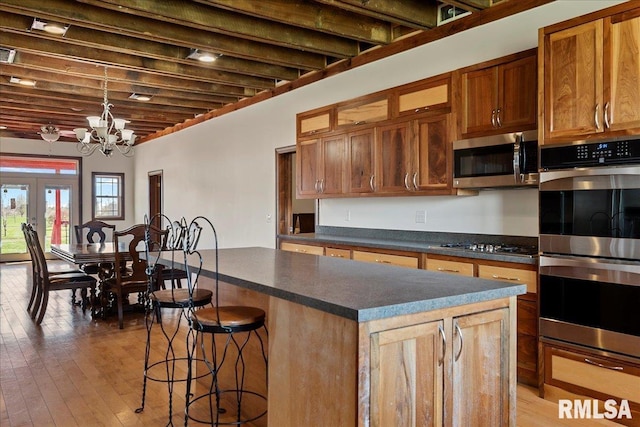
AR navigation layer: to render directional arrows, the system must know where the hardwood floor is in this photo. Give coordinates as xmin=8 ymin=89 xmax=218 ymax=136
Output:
xmin=0 ymin=261 xmax=618 ymax=426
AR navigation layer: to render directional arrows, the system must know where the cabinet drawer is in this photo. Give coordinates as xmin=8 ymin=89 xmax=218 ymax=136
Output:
xmin=478 ymin=265 xmax=536 ymax=293
xmin=337 ymin=97 xmax=388 ymax=127
xmin=280 ymin=242 xmax=324 ymax=256
xmin=398 ymin=80 xmax=449 ymax=115
xmin=352 ymin=250 xmax=418 ymax=268
xmin=298 ymin=108 xmax=332 ymax=136
xmin=426 ymin=259 xmax=474 ymax=276
xmin=545 ymin=346 xmax=640 ymax=405
xmin=325 ymin=247 xmax=351 ymax=259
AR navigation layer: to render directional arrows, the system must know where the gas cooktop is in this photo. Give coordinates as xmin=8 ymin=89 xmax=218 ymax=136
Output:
xmin=439 ymin=243 xmax=538 ymax=257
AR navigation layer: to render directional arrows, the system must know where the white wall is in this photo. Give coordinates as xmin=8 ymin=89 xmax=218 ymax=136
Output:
xmin=0 ymin=137 xmax=136 ymax=231
xmin=125 ymin=1 xmax=622 ymax=247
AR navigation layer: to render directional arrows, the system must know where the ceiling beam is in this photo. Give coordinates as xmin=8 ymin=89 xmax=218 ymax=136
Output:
xmin=312 ymin=0 xmax=439 ymax=30
xmin=10 ymin=51 xmax=255 ymax=98
xmin=75 ymin=0 xmax=359 ymax=57
xmin=0 ymin=0 xmax=328 ymax=70
xmin=0 ymin=30 xmax=276 ymax=90
xmin=195 ymin=0 xmax=394 ymax=43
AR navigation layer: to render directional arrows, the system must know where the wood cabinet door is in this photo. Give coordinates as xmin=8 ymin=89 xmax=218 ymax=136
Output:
xmin=414 ymin=115 xmax=449 ymax=191
xmin=376 ymin=121 xmax=413 ymax=193
xmin=449 ymin=308 xmax=510 ymax=427
xmin=498 ymin=54 xmax=537 ymax=131
xmin=544 ymin=20 xmax=604 ymax=143
xmin=462 ymin=66 xmax=498 ymax=136
xmin=347 ymin=128 xmax=376 ymax=193
xmin=319 ymin=135 xmax=346 ymax=196
xmin=370 ymin=320 xmax=444 ymax=427
xmin=297 ymin=138 xmax=320 ymax=197
xmin=606 ymin=11 xmax=640 ymax=134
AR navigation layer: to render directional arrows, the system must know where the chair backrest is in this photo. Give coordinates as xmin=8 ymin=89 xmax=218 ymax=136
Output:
xmin=74 ymin=220 xmax=116 ymax=244
xmin=113 ymin=224 xmax=168 ymax=284
xmin=22 ymin=223 xmax=38 ymax=273
xmin=182 ymin=216 xmax=222 ymax=323
xmin=23 ymin=223 xmax=49 ymax=281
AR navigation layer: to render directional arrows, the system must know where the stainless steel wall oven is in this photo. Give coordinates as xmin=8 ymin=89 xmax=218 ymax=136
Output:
xmin=538 ymin=138 xmax=640 ymax=359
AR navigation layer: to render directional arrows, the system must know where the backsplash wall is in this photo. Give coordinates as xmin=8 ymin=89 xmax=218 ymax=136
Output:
xmin=318 ymin=188 xmax=538 ymax=237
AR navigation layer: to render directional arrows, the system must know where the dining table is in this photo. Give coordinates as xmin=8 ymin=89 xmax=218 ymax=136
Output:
xmin=51 ymin=242 xmax=134 ymax=318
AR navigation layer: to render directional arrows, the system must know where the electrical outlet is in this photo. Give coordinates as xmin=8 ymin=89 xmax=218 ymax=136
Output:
xmin=266 ymin=213 xmax=272 ymax=223
xmin=346 ymin=210 xmax=351 ymax=221
xmin=415 ymin=210 xmax=426 ymax=223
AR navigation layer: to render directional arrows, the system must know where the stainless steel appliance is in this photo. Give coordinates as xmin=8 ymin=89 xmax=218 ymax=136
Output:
xmin=453 ymin=130 xmax=538 ymax=189
xmin=538 ymin=138 xmax=640 ymax=359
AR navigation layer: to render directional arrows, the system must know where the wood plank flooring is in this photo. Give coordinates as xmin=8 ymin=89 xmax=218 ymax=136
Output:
xmin=0 ymin=261 xmax=618 ymax=426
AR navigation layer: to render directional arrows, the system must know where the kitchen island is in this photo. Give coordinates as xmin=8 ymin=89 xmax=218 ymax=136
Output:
xmin=158 ymin=247 xmax=525 ymax=427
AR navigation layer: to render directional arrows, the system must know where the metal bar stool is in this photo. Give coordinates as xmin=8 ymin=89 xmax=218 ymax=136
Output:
xmin=182 ymin=216 xmax=268 ymax=426
xmin=136 ymin=215 xmax=213 ymax=426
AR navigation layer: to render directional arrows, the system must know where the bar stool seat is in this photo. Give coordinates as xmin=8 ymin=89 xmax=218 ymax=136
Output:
xmin=149 ymin=288 xmax=212 ymax=308
xmin=190 ymin=306 xmax=265 ymax=331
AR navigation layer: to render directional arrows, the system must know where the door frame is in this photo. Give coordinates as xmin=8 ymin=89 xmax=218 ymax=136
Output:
xmin=148 ymin=170 xmax=163 ymax=228
xmin=1 ymin=175 xmax=80 ymax=262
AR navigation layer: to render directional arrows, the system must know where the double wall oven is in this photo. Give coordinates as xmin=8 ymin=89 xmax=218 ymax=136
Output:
xmin=538 ymin=138 xmax=640 ymax=360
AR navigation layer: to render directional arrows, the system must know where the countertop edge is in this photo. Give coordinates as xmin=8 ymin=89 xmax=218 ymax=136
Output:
xmin=279 ymin=233 xmax=538 ymax=265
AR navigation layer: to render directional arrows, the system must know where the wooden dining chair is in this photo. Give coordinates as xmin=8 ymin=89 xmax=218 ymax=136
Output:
xmin=23 ymin=223 xmax=97 ymax=324
xmin=73 ymin=220 xmax=116 ymax=301
xmin=103 ymin=224 xmax=168 ymax=329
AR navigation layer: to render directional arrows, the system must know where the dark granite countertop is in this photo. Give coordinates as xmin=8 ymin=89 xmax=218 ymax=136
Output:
xmin=279 ymin=226 xmax=539 ymax=266
xmin=157 ymin=247 xmax=526 ymax=322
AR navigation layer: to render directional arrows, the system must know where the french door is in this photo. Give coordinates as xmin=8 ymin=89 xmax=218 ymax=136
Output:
xmin=1 ymin=176 xmax=79 ymax=262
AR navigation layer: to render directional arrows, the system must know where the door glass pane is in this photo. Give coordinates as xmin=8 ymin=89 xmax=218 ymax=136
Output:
xmin=43 ymin=186 xmax=72 ymax=252
xmin=0 ymin=184 xmax=29 ymax=256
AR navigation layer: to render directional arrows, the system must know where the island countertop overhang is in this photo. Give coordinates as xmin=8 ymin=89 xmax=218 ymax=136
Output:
xmin=155 ymin=246 xmax=526 ymax=322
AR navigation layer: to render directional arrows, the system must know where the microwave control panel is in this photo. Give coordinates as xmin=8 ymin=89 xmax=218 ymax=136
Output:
xmin=541 ymin=139 xmax=640 ymax=170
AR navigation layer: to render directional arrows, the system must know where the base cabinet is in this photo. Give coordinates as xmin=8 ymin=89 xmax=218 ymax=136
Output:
xmin=369 ymin=303 xmax=514 ymax=427
xmin=371 ymin=320 xmax=444 ymax=426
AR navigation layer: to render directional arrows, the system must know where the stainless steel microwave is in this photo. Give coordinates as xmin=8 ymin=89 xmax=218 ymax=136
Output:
xmin=453 ymin=130 xmax=538 ymax=189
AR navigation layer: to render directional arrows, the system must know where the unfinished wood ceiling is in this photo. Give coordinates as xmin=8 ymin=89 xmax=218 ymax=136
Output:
xmin=0 ymin=0 xmax=545 ymax=143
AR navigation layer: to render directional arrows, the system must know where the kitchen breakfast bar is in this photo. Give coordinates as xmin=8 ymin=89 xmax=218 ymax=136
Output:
xmin=157 ymin=247 xmax=526 ymax=427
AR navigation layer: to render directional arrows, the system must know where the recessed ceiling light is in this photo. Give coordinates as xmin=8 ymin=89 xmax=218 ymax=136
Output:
xmin=0 ymin=48 xmax=16 ymax=64
xmin=9 ymin=76 xmax=36 ymax=87
xmin=187 ymin=49 xmax=219 ymax=63
xmin=31 ymin=18 xmax=69 ymax=36
xmin=129 ymin=93 xmax=152 ymax=101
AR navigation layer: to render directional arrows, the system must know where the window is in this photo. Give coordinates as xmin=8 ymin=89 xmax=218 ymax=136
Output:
xmin=92 ymin=172 xmax=124 ymax=220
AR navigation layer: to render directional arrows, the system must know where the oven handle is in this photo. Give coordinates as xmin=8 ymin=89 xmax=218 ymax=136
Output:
xmin=539 ymin=255 xmax=640 ymax=287
xmin=539 ymin=166 xmax=640 ymax=191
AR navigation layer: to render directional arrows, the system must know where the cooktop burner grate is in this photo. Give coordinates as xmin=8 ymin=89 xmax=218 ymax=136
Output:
xmin=439 ymin=243 xmax=538 ymax=256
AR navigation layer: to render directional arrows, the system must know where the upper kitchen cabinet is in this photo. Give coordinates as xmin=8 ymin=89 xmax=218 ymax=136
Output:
xmin=376 ymin=121 xmax=413 ymax=193
xmin=346 ymin=128 xmax=376 ymax=194
xmin=541 ymin=5 xmax=640 ymax=145
xmin=394 ymin=76 xmax=451 ymax=118
xmin=296 ymin=135 xmax=346 ymax=198
xmin=461 ymin=50 xmax=537 ymax=138
xmin=413 ymin=114 xmax=450 ymax=192
xmin=336 ymin=95 xmax=389 ymax=128
xmin=376 ymin=114 xmax=452 ymax=195
xmin=297 ymin=106 xmax=333 ymax=138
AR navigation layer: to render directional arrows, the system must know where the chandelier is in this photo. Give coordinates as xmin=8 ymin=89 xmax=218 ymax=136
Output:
xmin=73 ymin=67 xmax=136 ymax=157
